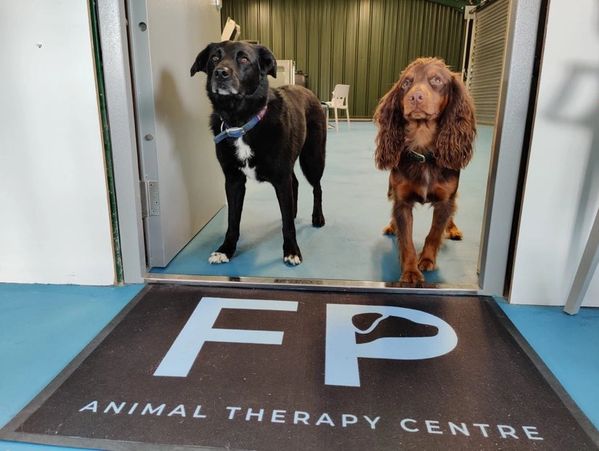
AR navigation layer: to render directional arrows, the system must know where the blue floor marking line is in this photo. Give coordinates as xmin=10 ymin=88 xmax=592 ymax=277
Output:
xmin=151 ymin=122 xmax=493 ymax=285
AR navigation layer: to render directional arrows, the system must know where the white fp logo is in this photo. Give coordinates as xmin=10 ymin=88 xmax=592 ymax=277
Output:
xmin=154 ymin=297 xmax=458 ymax=387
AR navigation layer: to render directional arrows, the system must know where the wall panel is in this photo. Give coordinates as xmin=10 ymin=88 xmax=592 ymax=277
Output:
xmin=222 ymin=0 xmax=466 ymax=117
xmin=466 ymin=0 xmax=510 ymax=124
xmin=0 ymin=0 xmax=115 ymax=284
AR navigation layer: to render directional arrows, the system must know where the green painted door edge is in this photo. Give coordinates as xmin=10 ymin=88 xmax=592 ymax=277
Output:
xmin=88 ymin=0 xmax=125 ymax=284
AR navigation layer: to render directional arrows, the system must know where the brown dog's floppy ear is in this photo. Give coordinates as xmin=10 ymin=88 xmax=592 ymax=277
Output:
xmin=435 ymin=73 xmax=476 ymax=170
xmin=256 ymin=45 xmax=277 ymax=78
xmin=373 ymin=80 xmax=407 ymax=170
xmin=190 ymin=43 xmax=217 ymax=77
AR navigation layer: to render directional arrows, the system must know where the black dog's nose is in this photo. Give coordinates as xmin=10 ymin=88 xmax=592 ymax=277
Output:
xmin=215 ymin=67 xmax=231 ymax=80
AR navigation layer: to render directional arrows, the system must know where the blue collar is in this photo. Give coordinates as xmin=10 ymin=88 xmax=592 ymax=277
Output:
xmin=214 ymin=105 xmax=268 ymax=144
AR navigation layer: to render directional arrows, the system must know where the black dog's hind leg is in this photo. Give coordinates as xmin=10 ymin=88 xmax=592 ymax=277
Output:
xmin=299 ymin=112 xmax=326 ymax=227
xmin=273 ymin=176 xmax=302 ymax=265
xmin=210 ymin=174 xmax=246 ymax=263
xmin=292 ymin=171 xmax=299 ymax=219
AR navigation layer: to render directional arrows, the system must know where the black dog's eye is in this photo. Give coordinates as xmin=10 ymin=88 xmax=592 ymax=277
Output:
xmin=401 ymin=79 xmax=412 ymax=89
xmin=239 ymin=56 xmax=249 ymax=65
xmin=211 ymin=55 xmax=220 ymax=63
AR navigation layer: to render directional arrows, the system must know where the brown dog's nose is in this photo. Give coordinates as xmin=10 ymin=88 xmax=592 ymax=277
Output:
xmin=409 ymin=90 xmax=425 ymax=104
xmin=215 ymin=67 xmax=231 ymax=80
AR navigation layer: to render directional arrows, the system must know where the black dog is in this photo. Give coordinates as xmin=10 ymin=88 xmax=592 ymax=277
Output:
xmin=191 ymin=41 xmax=326 ymax=266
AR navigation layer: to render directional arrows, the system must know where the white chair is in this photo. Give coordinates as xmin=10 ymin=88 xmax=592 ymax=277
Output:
xmin=325 ymin=84 xmax=350 ymax=131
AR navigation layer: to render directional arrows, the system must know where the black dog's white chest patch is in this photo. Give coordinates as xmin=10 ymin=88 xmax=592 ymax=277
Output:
xmin=233 ymin=138 xmax=257 ymax=180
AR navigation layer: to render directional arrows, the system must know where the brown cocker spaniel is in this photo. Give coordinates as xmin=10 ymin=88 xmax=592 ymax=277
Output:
xmin=374 ymin=57 xmax=476 ymax=284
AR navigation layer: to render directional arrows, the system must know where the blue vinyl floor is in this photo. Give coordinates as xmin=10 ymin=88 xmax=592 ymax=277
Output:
xmin=0 ymin=284 xmax=598 ymax=450
xmin=152 ymin=122 xmax=492 ymax=287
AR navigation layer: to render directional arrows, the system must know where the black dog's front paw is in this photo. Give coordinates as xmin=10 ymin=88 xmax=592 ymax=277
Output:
xmin=284 ymin=254 xmax=302 ymax=266
xmin=209 ymin=244 xmax=235 ymax=264
xmin=208 ymin=252 xmax=230 ymax=264
xmin=283 ymin=244 xmax=302 ymax=266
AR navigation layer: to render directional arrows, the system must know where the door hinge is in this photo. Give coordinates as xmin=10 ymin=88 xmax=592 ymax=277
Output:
xmin=140 ymin=180 xmax=160 ymax=218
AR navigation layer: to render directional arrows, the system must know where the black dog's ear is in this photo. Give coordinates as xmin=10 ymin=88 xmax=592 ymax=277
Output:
xmin=256 ymin=45 xmax=277 ymax=78
xmin=190 ymin=43 xmax=217 ymax=77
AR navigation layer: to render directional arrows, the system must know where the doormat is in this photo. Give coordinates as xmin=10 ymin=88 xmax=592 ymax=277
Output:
xmin=2 ymin=285 xmax=597 ymax=450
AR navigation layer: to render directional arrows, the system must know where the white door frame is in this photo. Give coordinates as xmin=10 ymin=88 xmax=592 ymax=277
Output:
xmin=97 ymin=0 xmax=145 ymax=284
xmin=477 ymin=0 xmax=545 ymax=295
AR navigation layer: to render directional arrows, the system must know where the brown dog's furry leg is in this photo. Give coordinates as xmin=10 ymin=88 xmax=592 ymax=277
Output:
xmin=383 ymin=176 xmax=397 ymax=236
xmin=419 ymin=199 xmax=455 ymax=272
xmin=445 ymin=217 xmax=463 ymax=240
xmin=394 ymin=201 xmax=424 ymax=284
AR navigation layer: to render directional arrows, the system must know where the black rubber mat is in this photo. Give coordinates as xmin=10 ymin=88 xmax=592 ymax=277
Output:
xmin=2 ymin=285 xmax=597 ymax=450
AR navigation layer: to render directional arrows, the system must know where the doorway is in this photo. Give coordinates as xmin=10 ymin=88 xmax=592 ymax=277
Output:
xmin=101 ymin=0 xmax=544 ymax=293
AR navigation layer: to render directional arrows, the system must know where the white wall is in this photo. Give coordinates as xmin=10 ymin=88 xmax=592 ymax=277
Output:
xmin=0 ymin=1 xmax=116 ymax=285
xmin=510 ymin=0 xmax=599 ymax=306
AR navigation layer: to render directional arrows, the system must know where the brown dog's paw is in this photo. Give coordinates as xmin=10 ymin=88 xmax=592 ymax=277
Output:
xmin=445 ymin=224 xmax=463 ymax=241
xmin=400 ymin=268 xmax=425 ymax=284
xmin=382 ymin=222 xmax=396 ymax=235
xmin=418 ymin=257 xmax=436 ymax=272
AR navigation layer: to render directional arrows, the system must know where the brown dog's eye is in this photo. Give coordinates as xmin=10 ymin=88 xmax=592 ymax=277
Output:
xmin=430 ymin=76 xmax=443 ymax=86
xmin=401 ymin=79 xmax=412 ymax=89
xmin=239 ymin=56 xmax=249 ymax=64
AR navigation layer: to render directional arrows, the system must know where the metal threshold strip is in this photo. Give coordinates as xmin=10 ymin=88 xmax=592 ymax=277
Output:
xmin=144 ymin=272 xmax=480 ymax=295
